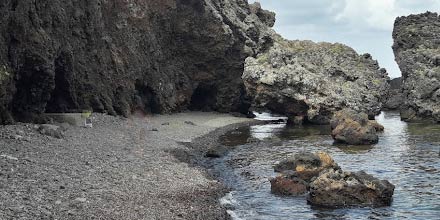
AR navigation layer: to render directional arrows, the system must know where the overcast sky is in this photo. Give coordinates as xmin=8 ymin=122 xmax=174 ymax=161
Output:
xmin=250 ymin=0 xmax=440 ymax=78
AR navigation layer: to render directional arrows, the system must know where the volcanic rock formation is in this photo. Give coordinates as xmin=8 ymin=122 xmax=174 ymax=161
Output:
xmin=393 ymin=12 xmax=440 ymax=122
xmin=0 ymin=0 xmax=275 ymax=124
xmin=308 ymin=169 xmax=395 ymax=208
xmin=330 ymin=109 xmax=383 ymax=145
xmin=270 ymin=152 xmax=395 ymax=208
xmin=383 ymin=77 xmax=404 ymax=110
xmin=243 ymin=35 xmax=390 ymax=125
xmin=271 ymin=151 xmax=339 ymax=196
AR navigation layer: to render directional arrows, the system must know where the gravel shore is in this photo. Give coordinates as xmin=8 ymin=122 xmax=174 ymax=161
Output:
xmin=0 ymin=112 xmax=255 ymax=220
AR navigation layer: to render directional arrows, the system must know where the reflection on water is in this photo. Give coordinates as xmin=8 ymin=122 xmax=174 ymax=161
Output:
xmin=211 ymin=112 xmax=440 ymax=220
xmin=253 ymin=112 xmax=288 ymax=121
xmin=250 ymin=123 xmax=286 ymax=140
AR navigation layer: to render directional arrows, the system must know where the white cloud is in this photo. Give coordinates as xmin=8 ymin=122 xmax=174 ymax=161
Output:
xmin=250 ymin=0 xmax=440 ymax=77
xmin=334 ymin=0 xmax=440 ymax=31
xmin=334 ymin=0 xmax=399 ymax=31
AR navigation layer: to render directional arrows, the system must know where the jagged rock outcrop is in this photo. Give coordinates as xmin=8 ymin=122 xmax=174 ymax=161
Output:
xmin=393 ymin=12 xmax=440 ymax=122
xmin=243 ymin=35 xmax=390 ymax=124
xmin=0 ymin=0 xmax=275 ymax=124
xmin=383 ymin=77 xmax=403 ymax=110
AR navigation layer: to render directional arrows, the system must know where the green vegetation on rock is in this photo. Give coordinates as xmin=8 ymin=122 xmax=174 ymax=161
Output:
xmin=0 ymin=65 xmax=10 ymax=82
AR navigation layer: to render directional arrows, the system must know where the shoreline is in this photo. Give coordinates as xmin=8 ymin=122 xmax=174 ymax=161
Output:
xmin=0 ymin=112 xmax=259 ymax=219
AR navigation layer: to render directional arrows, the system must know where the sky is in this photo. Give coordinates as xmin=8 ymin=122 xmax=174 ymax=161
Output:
xmin=249 ymin=0 xmax=440 ymax=78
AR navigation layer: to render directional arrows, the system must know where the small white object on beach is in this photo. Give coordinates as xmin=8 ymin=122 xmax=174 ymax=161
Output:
xmin=0 ymin=154 xmax=18 ymax=161
xmin=84 ymin=118 xmax=93 ymax=128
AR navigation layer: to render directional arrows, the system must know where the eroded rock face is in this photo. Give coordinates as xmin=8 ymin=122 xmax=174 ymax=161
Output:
xmin=243 ymin=35 xmax=390 ymax=124
xmin=383 ymin=77 xmax=404 ymax=110
xmin=330 ymin=109 xmax=381 ymax=145
xmin=308 ymin=169 xmax=395 ymax=208
xmin=0 ymin=0 xmax=274 ymax=123
xmin=392 ymin=12 xmax=440 ymax=122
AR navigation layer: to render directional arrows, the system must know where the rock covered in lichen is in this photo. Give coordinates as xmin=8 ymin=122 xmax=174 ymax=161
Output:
xmin=270 ymin=151 xmax=395 ymax=207
xmin=270 ymin=151 xmax=339 ymax=196
xmin=392 ymin=12 xmax=440 ymax=122
xmin=330 ymin=109 xmax=382 ymax=145
xmin=243 ymin=35 xmax=390 ymax=124
xmin=274 ymin=151 xmax=338 ymax=174
xmin=307 ymin=169 xmax=395 ymax=208
xmin=383 ymin=77 xmax=404 ymax=110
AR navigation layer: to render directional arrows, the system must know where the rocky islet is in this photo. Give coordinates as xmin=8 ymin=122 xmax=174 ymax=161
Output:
xmin=270 ymin=151 xmax=395 ymax=208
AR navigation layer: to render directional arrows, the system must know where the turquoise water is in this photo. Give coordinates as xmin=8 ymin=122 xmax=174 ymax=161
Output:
xmin=209 ymin=112 xmax=440 ymax=220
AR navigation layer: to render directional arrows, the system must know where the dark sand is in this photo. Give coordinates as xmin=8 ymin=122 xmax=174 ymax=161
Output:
xmin=0 ymin=112 xmax=257 ymax=220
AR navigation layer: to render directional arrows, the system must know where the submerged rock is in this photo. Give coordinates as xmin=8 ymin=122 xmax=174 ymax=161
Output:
xmin=393 ymin=12 xmax=440 ymax=122
xmin=243 ymin=35 xmax=390 ymax=125
xmin=330 ymin=109 xmax=381 ymax=145
xmin=205 ymin=145 xmax=228 ymax=158
xmin=308 ymin=169 xmax=395 ymax=208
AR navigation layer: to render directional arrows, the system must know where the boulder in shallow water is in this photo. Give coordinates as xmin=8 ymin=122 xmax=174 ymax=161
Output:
xmin=270 ymin=151 xmax=339 ymax=196
xmin=274 ymin=151 xmax=338 ymax=175
xmin=307 ymin=169 xmax=395 ymax=208
xmin=270 ymin=175 xmax=308 ymax=196
xmin=330 ymin=109 xmax=380 ymax=145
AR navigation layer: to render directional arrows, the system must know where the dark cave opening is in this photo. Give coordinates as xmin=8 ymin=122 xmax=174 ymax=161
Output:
xmin=134 ymin=80 xmax=161 ymax=114
xmin=189 ymin=84 xmax=217 ymax=111
xmin=45 ymin=56 xmax=75 ymax=113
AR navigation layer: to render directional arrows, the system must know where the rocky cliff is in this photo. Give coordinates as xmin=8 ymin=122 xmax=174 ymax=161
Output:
xmin=0 ymin=0 xmax=274 ymax=124
xmin=393 ymin=12 xmax=440 ymax=122
xmin=243 ymin=35 xmax=390 ymax=124
xmin=383 ymin=77 xmax=403 ymax=110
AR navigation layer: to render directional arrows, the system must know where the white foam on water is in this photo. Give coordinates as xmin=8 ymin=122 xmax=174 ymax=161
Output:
xmin=253 ymin=112 xmax=287 ymax=121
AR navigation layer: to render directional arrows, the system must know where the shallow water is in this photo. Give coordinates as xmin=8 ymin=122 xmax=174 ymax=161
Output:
xmin=209 ymin=111 xmax=440 ymax=220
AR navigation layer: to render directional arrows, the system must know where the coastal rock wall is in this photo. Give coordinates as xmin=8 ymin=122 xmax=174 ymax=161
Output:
xmin=392 ymin=12 xmax=440 ymax=122
xmin=383 ymin=77 xmax=403 ymax=110
xmin=0 ymin=0 xmax=274 ymax=123
xmin=243 ymin=35 xmax=390 ymax=124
